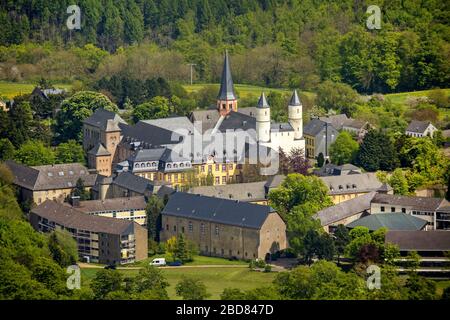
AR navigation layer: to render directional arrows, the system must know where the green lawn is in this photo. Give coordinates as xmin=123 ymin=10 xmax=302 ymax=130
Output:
xmin=183 ymin=83 xmax=315 ymax=100
xmin=435 ymin=279 xmax=450 ymax=297
xmin=80 ymin=266 xmax=276 ymax=300
xmin=385 ymin=88 xmax=450 ymax=106
xmin=0 ymin=81 xmax=72 ymax=99
xmin=127 ymin=254 xmax=248 ymax=268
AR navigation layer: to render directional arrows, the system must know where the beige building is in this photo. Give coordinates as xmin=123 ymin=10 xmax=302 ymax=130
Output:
xmin=160 ymin=192 xmax=287 ymax=260
xmin=30 ymin=200 xmax=148 ymax=265
xmin=6 ymin=161 xmax=97 ymax=205
xmin=319 ymin=172 xmax=392 ymax=204
xmin=72 ymin=196 xmax=148 ymax=226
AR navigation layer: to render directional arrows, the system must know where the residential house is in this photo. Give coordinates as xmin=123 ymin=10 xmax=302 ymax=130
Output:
xmin=303 ymin=119 xmax=339 ymax=160
xmin=160 ymin=192 xmax=287 ymax=260
xmin=405 ymin=120 xmax=438 ymax=138
xmin=30 ymin=200 xmax=148 ymax=264
xmin=6 ymin=161 xmax=97 ymax=205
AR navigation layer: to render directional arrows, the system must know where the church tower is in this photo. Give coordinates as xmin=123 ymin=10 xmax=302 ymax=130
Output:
xmin=217 ymin=50 xmax=238 ymax=116
xmin=256 ymin=92 xmax=271 ymax=143
xmin=288 ymin=90 xmax=303 ymax=140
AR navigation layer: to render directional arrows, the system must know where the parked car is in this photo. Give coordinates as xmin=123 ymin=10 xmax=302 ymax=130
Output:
xmin=168 ymin=260 xmax=182 ymax=267
xmin=104 ymin=264 xmax=116 ymax=270
xmin=150 ymin=258 xmax=166 ymax=266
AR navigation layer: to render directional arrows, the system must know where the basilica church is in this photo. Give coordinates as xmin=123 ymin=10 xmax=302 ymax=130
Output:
xmin=190 ymin=51 xmax=305 ymax=155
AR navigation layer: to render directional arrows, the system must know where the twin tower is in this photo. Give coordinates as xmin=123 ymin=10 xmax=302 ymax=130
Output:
xmin=216 ymin=50 xmax=304 ymax=149
xmin=255 ymin=90 xmax=303 ymax=143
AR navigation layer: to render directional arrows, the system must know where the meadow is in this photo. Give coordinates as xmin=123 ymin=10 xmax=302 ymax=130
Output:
xmin=80 ymin=266 xmax=276 ymax=300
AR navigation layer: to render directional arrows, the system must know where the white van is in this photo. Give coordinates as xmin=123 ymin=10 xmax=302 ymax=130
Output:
xmin=150 ymin=258 xmax=166 ymax=266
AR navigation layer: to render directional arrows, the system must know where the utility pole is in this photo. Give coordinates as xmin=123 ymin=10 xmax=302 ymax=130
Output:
xmin=188 ymin=63 xmax=196 ymax=85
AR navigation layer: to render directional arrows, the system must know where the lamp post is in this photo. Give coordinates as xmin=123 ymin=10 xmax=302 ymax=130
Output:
xmin=188 ymin=63 xmax=196 ymax=85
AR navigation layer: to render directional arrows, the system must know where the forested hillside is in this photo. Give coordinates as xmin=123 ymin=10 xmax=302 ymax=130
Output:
xmin=0 ymin=0 xmax=449 ymax=93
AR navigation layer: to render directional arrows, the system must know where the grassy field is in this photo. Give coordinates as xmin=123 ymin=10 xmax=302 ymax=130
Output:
xmin=81 ymin=266 xmax=276 ymax=300
xmin=183 ymin=83 xmax=316 ymax=100
xmin=0 ymin=81 xmax=72 ymax=99
xmin=385 ymin=88 xmax=450 ymax=106
xmin=129 ymin=254 xmax=248 ymax=268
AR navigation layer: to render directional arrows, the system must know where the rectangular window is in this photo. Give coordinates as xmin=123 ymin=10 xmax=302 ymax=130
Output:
xmin=208 ymin=165 xmax=212 ymax=173
xmin=215 ymin=226 xmax=219 ymax=236
xmin=200 ymin=223 xmax=205 ymax=235
xmin=401 ymin=208 xmax=406 ymax=213
xmin=222 ymin=164 xmax=226 ymax=172
xmin=391 ymin=207 xmax=395 ymax=213
xmin=380 ymin=206 xmax=385 ymax=212
xmin=215 ymin=164 xmax=219 ymax=171
xmin=215 ymin=177 xmax=220 ymax=185
xmin=222 ymin=176 xmax=226 ymax=184
xmin=201 ymin=165 xmax=205 ymax=172
xmin=188 ymin=222 xmax=193 ymax=233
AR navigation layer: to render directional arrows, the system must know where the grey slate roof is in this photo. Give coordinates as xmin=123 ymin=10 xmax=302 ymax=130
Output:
xmin=188 ymin=181 xmax=268 ymax=202
xmin=77 ymin=196 xmax=147 ymax=214
xmin=371 ymin=193 xmax=447 ymax=211
xmin=217 ymin=111 xmax=256 ymax=132
xmin=406 ymin=120 xmax=433 ymax=133
xmin=83 ymin=109 xmax=126 ymax=131
xmin=346 ymin=213 xmax=427 ymax=231
xmin=385 ymin=230 xmax=450 ymax=251
xmin=237 ymin=107 xmax=257 ymax=118
xmin=120 ymin=121 xmax=183 ymax=147
xmin=112 ymin=172 xmax=155 ymax=194
xmin=190 ymin=110 xmax=220 ymax=133
xmin=314 ymin=191 xmax=376 ymax=226
xmin=257 ymin=93 xmax=270 ymax=109
xmin=319 ymin=173 xmax=383 ymax=195
xmin=289 ymin=90 xmax=301 ymax=106
xmin=304 ymin=118 xmax=336 ymax=136
xmin=88 ymin=143 xmax=111 ymax=156
xmin=130 ymin=148 xmax=166 ymax=162
xmin=217 ymin=51 xmax=237 ymax=101
xmin=271 ymin=122 xmax=294 ymax=132
xmin=32 ymin=200 xmax=136 ymax=235
xmin=162 ymin=192 xmax=277 ymax=229
xmin=343 ymin=119 xmax=368 ymax=130
xmin=6 ymin=161 xmax=97 ymax=191
xmin=142 ymin=117 xmax=195 ymax=135
xmin=319 ymin=114 xmax=349 ymax=131
xmin=264 ymin=175 xmax=285 ymax=191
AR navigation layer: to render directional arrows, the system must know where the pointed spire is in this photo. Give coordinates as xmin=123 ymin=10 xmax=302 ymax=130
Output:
xmin=217 ymin=50 xmax=237 ymax=100
xmin=289 ymin=90 xmax=301 ymax=106
xmin=257 ymin=92 xmax=270 ymax=108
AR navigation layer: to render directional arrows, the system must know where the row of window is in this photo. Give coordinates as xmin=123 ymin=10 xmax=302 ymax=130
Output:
xmin=166 ymin=222 xmax=219 ymax=236
xmin=380 ymin=206 xmax=407 ymax=213
xmin=200 ymin=164 xmax=236 ymax=173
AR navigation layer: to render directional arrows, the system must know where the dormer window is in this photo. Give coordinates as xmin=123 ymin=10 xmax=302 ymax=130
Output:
xmin=338 ymin=185 xmax=343 ymax=190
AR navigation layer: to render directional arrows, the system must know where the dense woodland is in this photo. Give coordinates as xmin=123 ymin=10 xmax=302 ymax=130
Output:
xmin=0 ymin=0 xmax=449 ymax=93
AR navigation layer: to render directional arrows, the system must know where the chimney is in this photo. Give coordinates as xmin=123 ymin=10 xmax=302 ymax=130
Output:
xmin=70 ymin=196 xmax=81 ymax=207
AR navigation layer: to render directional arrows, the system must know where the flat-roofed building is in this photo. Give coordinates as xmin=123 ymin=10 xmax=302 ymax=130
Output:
xmin=160 ymin=192 xmax=287 ymax=260
xmin=30 ymin=200 xmax=148 ymax=264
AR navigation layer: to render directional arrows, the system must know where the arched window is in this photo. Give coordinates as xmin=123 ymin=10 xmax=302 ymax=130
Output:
xmin=135 ymin=163 xmax=140 ymax=168
xmin=152 ymin=162 xmax=157 ymax=167
xmin=167 ymin=164 xmax=172 ymax=169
